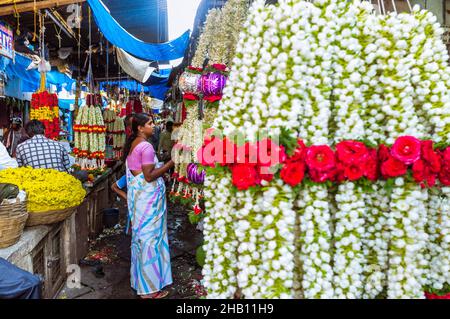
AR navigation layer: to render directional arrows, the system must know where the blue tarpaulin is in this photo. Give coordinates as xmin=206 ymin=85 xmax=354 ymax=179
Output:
xmin=99 ymin=79 xmax=169 ymax=100
xmin=1 ymin=54 xmax=75 ymax=93
xmin=0 ymin=258 xmax=42 ymax=299
xmin=87 ymin=0 xmax=190 ymax=61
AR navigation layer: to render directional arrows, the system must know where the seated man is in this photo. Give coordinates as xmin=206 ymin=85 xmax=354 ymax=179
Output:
xmin=16 ymin=120 xmax=70 ymax=172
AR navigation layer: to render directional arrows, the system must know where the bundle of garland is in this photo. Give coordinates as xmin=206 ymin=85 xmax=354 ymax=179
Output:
xmin=30 ymin=91 xmax=60 ymax=140
xmin=201 ymin=0 xmax=450 ymax=299
xmin=172 ymin=0 xmax=252 ymax=222
xmin=73 ymin=94 xmax=106 ymax=169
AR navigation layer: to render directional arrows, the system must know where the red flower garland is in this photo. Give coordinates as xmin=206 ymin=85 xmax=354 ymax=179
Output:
xmin=198 ymin=135 xmax=450 ymax=190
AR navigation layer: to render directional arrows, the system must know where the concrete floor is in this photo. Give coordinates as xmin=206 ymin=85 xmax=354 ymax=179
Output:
xmin=57 ymin=200 xmax=205 ymax=299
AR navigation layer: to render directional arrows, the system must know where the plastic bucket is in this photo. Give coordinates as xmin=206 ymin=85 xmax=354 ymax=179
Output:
xmin=102 ymin=208 xmax=119 ymax=228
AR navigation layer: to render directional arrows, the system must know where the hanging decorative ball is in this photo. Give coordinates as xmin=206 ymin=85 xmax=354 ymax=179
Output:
xmin=187 ymin=163 xmax=206 ymax=184
xmin=179 ymin=71 xmax=201 ymax=95
xmin=200 ymin=72 xmax=227 ymax=96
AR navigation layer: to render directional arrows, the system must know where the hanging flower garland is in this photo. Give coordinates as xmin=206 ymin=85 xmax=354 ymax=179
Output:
xmin=73 ymin=94 xmax=106 ymax=169
xmin=30 ymin=91 xmax=60 ymax=140
xmin=202 ymin=0 xmax=269 ymax=298
xmin=202 ymin=0 xmax=450 ymax=299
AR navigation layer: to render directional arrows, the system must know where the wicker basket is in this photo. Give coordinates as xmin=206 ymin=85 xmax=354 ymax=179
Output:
xmin=26 ymin=206 xmax=77 ymax=227
xmin=0 ymin=199 xmax=28 ymax=249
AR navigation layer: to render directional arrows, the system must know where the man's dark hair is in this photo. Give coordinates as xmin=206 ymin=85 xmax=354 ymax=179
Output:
xmin=166 ymin=121 xmax=173 ymax=131
xmin=25 ymin=120 xmax=45 ymax=137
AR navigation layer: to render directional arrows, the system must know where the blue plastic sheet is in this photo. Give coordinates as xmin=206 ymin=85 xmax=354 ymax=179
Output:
xmin=87 ymin=0 xmax=190 ymax=61
xmin=3 ymin=54 xmax=75 ymax=93
xmin=0 ymin=258 xmax=42 ymax=299
xmin=99 ymin=79 xmax=169 ymax=100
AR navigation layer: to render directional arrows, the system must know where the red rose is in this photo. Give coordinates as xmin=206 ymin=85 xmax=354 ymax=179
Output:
xmin=421 ymin=140 xmax=441 ymax=173
xmin=441 ymin=146 xmax=450 ymax=163
xmin=378 ymin=144 xmax=391 ymax=163
xmin=391 ymin=136 xmax=421 ymax=165
xmin=188 ymin=66 xmax=203 ymax=73
xmin=257 ymin=138 xmax=287 ymax=167
xmin=439 ymin=164 xmax=450 ymax=186
xmin=306 ymin=145 xmax=336 ymax=172
xmin=259 ymin=165 xmax=275 ymax=183
xmin=344 ymin=164 xmax=364 ymax=181
xmin=412 ymin=159 xmax=427 ymax=185
xmin=381 ymin=156 xmax=407 ymax=179
xmin=309 ymin=168 xmax=336 ymax=183
xmin=336 ymin=140 xmax=369 ymax=165
xmin=231 ymin=164 xmax=260 ymax=190
xmin=287 ymin=139 xmax=307 ymax=162
xmin=204 ymin=95 xmax=222 ymax=103
xmin=364 ymin=148 xmax=379 ymax=181
xmin=183 ymin=93 xmax=199 ymax=101
xmin=211 ymin=64 xmax=227 ymax=72
xmin=280 ymin=161 xmax=305 ymax=186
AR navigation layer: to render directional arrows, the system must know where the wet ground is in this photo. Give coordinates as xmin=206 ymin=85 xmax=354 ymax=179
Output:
xmin=58 ymin=198 xmax=205 ymax=299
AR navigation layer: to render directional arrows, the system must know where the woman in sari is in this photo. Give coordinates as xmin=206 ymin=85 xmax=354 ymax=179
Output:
xmin=122 ymin=113 xmax=174 ymax=299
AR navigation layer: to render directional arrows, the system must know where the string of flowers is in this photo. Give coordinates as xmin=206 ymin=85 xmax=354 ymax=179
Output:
xmin=376 ymin=12 xmax=428 ymax=299
xmin=358 ymin=10 xmax=390 ymax=299
xmin=203 ymin=0 xmax=275 ymax=298
xmin=192 ymin=9 xmax=222 ymax=68
xmin=202 ymin=173 xmax=239 ymax=298
xmin=328 ymin=0 xmax=373 ymax=299
xmin=294 ymin=0 xmax=336 ymax=299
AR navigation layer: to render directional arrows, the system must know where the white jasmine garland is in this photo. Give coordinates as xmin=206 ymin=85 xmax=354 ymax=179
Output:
xmin=426 ymin=187 xmax=450 ymax=292
xmin=329 ymin=1 xmax=371 ymax=299
xmin=203 ymin=174 xmax=239 ymax=298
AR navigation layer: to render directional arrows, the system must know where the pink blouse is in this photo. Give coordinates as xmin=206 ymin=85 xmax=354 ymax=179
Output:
xmin=127 ymin=142 xmax=155 ymax=171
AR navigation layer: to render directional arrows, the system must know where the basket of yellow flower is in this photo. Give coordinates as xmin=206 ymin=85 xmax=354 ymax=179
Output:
xmin=0 ymin=168 xmax=86 ymax=227
xmin=0 ymin=197 xmax=28 ymax=249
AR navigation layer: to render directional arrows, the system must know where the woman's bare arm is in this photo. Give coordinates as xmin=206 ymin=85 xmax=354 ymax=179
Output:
xmin=141 ymin=160 xmax=175 ymax=183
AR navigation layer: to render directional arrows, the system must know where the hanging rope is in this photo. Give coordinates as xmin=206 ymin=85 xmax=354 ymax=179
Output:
xmin=13 ymin=0 xmax=20 ymax=36
xmin=87 ymin=7 xmax=94 ymax=93
xmin=33 ymin=0 xmax=37 ymax=41
xmin=54 ymin=25 xmax=62 ymax=49
xmin=39 ymin=11 xmax=46 ymax=92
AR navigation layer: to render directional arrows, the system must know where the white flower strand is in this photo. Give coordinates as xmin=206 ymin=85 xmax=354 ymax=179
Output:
xmin=235 ymin=182 xmax=296 ymax=298
xmin=427 ymin=187 xmax=450 ymax=292
xmin=203 ymin=174 xmax=239 ymax=298
xmin=372 ymin=11 xmax=429 ymax=299
xmin=214 ymin=0 xmax=268 ymax=137
xmin=360 ymin=11 xmax=391 ymax=299
xmin=387 ymin=179 xmax=428 ymax=299
xmin=330 ymin=1 xmax=372 ymax=299
xmin=297 ymin=186 xmax=334 ymax=298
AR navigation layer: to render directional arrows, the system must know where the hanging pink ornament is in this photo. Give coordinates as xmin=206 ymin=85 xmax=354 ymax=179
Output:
xmin=200 ymin=72 xmax=227 ymax=96
xmin=187 ymin=163 xmax=206 ymax=184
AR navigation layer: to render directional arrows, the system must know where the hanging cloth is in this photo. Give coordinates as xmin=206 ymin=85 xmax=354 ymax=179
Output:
xmin=87 ymin=0 xmax=190 ymax=61
xmin=116 ymin=48 xmax=155 ymax=83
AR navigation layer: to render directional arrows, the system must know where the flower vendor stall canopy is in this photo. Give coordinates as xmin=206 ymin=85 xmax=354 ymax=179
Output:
xmin=99 ymin=79 xmax=169 ymax=100
xmin=116 ymin=48 xmax=155 ymax=83
xmin=87 ymin=0 xmax=191 ymax=61
xmin=1 ymin=54 xmax=75 ymax=94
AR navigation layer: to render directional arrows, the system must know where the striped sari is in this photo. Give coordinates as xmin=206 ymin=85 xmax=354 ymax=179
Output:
xmin=126 ymin=155 xmax=172 ymax=295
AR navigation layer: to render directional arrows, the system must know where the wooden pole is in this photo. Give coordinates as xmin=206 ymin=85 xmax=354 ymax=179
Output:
xmin=0 ymin=0 xmax=86 ymax=16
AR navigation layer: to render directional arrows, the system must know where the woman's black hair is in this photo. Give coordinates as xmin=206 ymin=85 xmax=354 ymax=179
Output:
xmin=122 ymin=113 xmax=153 ymax=161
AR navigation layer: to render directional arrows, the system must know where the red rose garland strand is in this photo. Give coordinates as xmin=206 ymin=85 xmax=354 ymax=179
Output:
xmin=198 ymin=135 xmax=450 ymax=190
